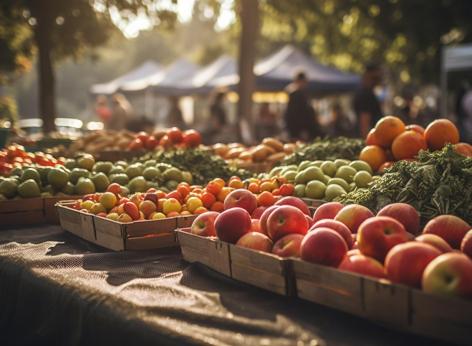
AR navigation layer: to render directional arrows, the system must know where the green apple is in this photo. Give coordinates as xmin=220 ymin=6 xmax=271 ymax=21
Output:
xmin=64 ymin=159 xmax=76 ymax=170
xmin=305 ymin=180 xmax=326 ymax=199
xmin=109 ymin=173 xmax=129 ymax=186
xmin=108 ymin=166 xmax=125 ymax=175
xmin=165 ymin=179 xmax=179 ymax=191
xmin=321 ymin=161 xmax=337 ymax=177
xmin=349 ymin=160 xmax=373 ymax=174
xmin=294 ymin=184 xmax=306 ymax=197
xmin=18 ymin=179 xmax=41 ymax=198
xmin=20 ymin=168 xmax=41 ymax=184
xmin=61 ymin=182 xmax=75 ymax=195
xmin=143 ymin=167 xmax=161 ymax=181
xmin=282 ymin=170 xmax=297 ymax=182
xmin=75 ymin=177 xmax=96 ymax=195
xmin=297 ymin=161 xmax=313 ymax=172
xmin=70 ymin=168 xmax=90 ymax=184
xmin=335 ymin=166 xmax=357 ymax=183
xmin=91 ymin=172 xmax=110 ymax=192
xmin=295 ymin=166 xmax=325 ymax=184
xmin=47 ymin=168 xmax=69 ymax=189
xmin=269 ymin=166 xmax=284 ymax=177
xmin=354 ymin=171 xmax=373 ymax=188
xmin=126 ymin=164 xmax=143 ymax=179
xmin=156 ymin=163 xmax=173 ymax=172
xmin=327 ymin=177 xmax=350 ymax=192
xmin=77 ymin=154 xmax=95 ymax=171
xmin=144 ymin=159 xmax=157 ymax=168
xmin=163 ymin=167 xmax=183 ymax=182
xmin=334 ymin=159 xmax=350 ymax=169
xmin=0 ymin=178 xmax=18 ymax=198
xmin=93 ymin=161 xmax=113 ymax=174
xmin=128 ymin=176 xmax=147 ymax=193
xmin=325 ymin=184 xmax=346 ymax=201
xmin=115 ymin=160 xmax=128 ymax=169
xmin=181 ymin=171 xmax=193 ymax=184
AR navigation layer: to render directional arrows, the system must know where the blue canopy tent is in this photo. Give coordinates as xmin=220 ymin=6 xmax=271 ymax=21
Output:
xmin=209 ymin=45 xmax=360 ymax=95
xmin=189 ymin=55 xmax=237 ymax=94
xmin=90 ymin=60 xmax=162 ymax=95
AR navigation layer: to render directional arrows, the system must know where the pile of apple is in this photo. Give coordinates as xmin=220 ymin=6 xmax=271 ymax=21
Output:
xmin=191 ymin=196 xmax=472 ymax=300
xmin=128 ymin=127 xmax=202 ymax=151
xmin=266 ymin=159 xmax=373 ymax=201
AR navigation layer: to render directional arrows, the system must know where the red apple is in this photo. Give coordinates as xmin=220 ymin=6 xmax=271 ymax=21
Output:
xmin=275 ymin=196 xmax=310 ymax=215
xmin=251 ymin=219 xmax=261 ymax=233
xmin=300 ymin=227 xmax=348 ymax=267
xmin=251 ymin=206 xmax=267 ymax=219
xmin=347 ymin=249 xmax=361 ymax=256
xmin=422 ymin=253 xmax=472 ymax=298
xmin=461 ymin=230 xmax=472 ymax=258
xmin=144 ymin=192 xmax=158 ymax=204
xmin=335 ymin=204 xmax=374 ymax=233
xmin=357 ymin=216 xmax=409 ymax=262
xmin=385 ymin=242 xmax=441 ymax=288
xmin=272 ymin=234 xmax=304 ymax=258
xmin=312 ymin=202 xmax=343 ymax=223
xmin=190 ymin=211 xmax=219 ymax=237
xmin=310 ymin=219 xmax=353 ymax=249
xmin=224 ymin=189 xmax=257 ymax=214
xmin=215 ymin=207 xmax=252 ymax=243
xmin=236 ymin=232 xmax=273 ymax=252
xmin=377 ymin=203 xmax=421 ymax=235
xmin=259 ymin=205 xmax=280 ymax=235
xmin=267 ymin=205 xmax=309 ymax=241
xmin=423 ymin=215 xmax=471 ymax=249
xmin=338 ymin=254 xmax=386 ymax=279
xmin=415 ymin=234 xmax=453 ymax=253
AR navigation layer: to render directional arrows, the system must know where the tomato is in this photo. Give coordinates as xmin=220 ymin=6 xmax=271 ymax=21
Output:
xmin=144 ymin=135 xmax=159 ymax=150
xmin=182 ymin=130 xmax=201 ymax=148
xmin=136 ymin=131 xmax=149 ymax=143
xmin=158 ymin=135 xmax=172 ymax=149
xmin=128 ymin=138 xmax=144 ymax=151
xmin=167 ymin=127 xmax=183 ymax=144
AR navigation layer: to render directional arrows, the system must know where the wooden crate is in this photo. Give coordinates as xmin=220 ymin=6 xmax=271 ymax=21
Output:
xmin=44 ymin=196 xmax=81 ymax=224
xmin=176 ymin=228 xmax=231 ymax=276
xmin=95 ymin=150 xmax=145 ymax=162
xmin=57 ymin=201 xmax=195 ymax=251
xmin=229 ymin=244 xmax=292 ymax=295
xmin=292 ymin=258 xmax=366 ymax=316
xmin=56 ymin=202 xmax=95 ymax=242
xmin=0 ymin=198 xmax=46 ymax=227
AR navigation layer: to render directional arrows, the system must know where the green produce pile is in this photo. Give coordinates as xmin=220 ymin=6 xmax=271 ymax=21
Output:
xmin=140 ymin=148 xmax=252 ymax=185
xmin=339 ymin=145 xmax=472 ymax=224
xmin=282 ymin=137 xmax=364 ymax=166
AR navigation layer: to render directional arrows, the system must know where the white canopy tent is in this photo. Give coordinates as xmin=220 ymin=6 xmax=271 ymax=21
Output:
xmin=441 ymin=44 xmax=472 ymax=114
xmin=90 ymin=60 xmax=162 ymax=95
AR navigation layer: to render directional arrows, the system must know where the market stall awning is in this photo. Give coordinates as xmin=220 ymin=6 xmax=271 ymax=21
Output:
xmin=190 ymin=55 xmax=237 ymax=93
xmin=121 ymin=58 xmax=200 ymax=95
xmin=443 ymin=43 xmax=472 ymax=71
xmin=90 ymin=60 xmax=162 ymax=95
xmin=210 ymin=45 xmax=360 ymax=94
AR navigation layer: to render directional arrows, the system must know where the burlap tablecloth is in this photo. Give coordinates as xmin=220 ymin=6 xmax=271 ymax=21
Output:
xmin=0 ymin=226 xmax=445 ymax=346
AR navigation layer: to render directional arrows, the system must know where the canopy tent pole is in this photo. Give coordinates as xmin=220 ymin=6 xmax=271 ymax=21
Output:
xmin=441 ymin=47 xmax=448 ymax=117
xmin=237 ymin=0 xmax=259 ymax=144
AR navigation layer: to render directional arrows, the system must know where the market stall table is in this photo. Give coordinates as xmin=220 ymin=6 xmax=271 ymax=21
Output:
xmin=0 ymin=226 xmax=449 ymax=346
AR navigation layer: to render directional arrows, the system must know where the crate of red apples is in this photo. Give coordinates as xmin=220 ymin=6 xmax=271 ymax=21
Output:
xmin=177 ymin=189 xmax=472 ymax=345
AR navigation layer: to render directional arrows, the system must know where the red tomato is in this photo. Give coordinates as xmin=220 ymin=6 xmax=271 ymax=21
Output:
xmin=128 ymin=138 xmax=144 ymax=151
xmin=136 ymin=131 xmax=149 ymax=143
xmin=144 ymin=136 xmax=159 ymax=150
xmin=183 ymin=130 xmax=201 ymax=148
xmin=167 ymin=127 xmax=183 ymax=144
xmin=159 ymin=135 xmax=172 ymax=149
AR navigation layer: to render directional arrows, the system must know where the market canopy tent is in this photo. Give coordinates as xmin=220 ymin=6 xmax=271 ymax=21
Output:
xmin=209 ymin=45 xmax=360 ymax=94
xmin=121 ymin=58 xmax=200 ymax=95
xmin=441 ymin=43 xmax=472 ymax=114
xmin=190 ymin=55 xmax=237 ymax=94
xmin=90 ymin=60 xmax=162 ymax=95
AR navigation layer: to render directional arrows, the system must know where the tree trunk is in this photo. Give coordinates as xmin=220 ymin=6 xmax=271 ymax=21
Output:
xmin=237 ymin=0 xmax=259 ymax=144
xmin=33 ymin=6 xmax=56 ymax=133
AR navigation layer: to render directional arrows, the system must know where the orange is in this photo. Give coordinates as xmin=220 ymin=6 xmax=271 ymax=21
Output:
xmin=391 ymin=130 xmax=427 ymax=160
xmin=177 ymin=185 xmax=190 ymax=198
xmin=217 ymin=187 xmax=233 ymax=202
xmin=359 ymin=145 xmax=387 ymax=172
xmin=213 ymin=178 xmax=225 ymax=188
xmin=210 ymin=201 xmax=224 ymax=212
xmin=454 ymin=142 xmax=472 ymax=157
xmin=374 ymin=116 xmax=406 ymax=148
xmin=279 ymin=183 xmax=294 ymax=196
xmin=365 ymin=128 xmax=381 ymax=146
xmin=257 ymin=191 xmax=276 ymax=207
xmin=206 ymin=181 xmax=222 ymax=195
xmin=272 ymin=188 xmax=281 ymax=196
xmin=248 ymin=182 xmax=260 ymax=194
xmin=405 ymin=124 xmax=425 ymax=135
xmin=424 ymin=119 xmax=460 ymax=150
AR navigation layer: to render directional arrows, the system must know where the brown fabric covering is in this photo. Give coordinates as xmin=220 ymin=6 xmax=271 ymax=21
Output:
xmin=0 ymin=226 xmax=445 ymax=346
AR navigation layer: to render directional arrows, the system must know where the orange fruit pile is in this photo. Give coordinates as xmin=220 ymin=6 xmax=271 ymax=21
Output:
xmin=360 ymin=116 xmax=467 ymax=172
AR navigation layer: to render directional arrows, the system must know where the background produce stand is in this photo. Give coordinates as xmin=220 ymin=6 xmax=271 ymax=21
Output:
xmin=0 ymin=225 xmax=449 ymax=346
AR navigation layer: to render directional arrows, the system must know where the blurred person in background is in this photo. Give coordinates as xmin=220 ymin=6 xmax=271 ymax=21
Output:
xmin=461 ymin=88 xmax=472 ymax=143
xmin=255 ymin=102 xmax=279 ymax=140
xmin=284 ymin=71 xmax=319 ymax=141
xmin=456 ymin=82 xmax=470 ymax=140
xmin=202 ymin=90 xmax=228 ymax=144
xmin=166 ymin=96 xmax=186 ymax=129
xmin=108 ymin=93 xmax=133 ymax=131
xmin=353 ymin=63 xmax=384 ymax=137
xmin=95 ymin=95 xmax=111 ymax=127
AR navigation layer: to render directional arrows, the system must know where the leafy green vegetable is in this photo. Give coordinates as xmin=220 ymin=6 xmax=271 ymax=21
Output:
xmin=137 ymin=148 xmax=252 ymax=185
xmin=282 ymin=137 xmax=364 ymax=166
xmin=339 ymin=145 xmax=472 ymax=225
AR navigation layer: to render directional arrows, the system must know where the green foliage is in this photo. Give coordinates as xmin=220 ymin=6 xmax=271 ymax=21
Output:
xmin=263 ymin=0 xmax=472 ymax=84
